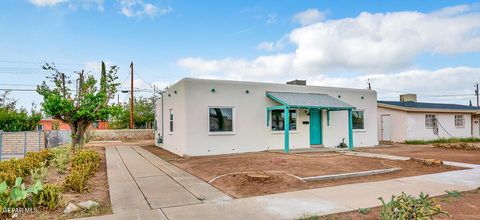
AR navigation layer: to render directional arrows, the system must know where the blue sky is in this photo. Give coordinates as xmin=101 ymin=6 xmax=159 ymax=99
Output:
xmin=1 ymin=0 xmax=480 ymax=109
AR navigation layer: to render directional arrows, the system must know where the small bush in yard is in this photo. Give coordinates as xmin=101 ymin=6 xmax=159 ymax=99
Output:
xmin=72 ymin=150 xmax=100 ymax=169
xmin=336 ymin=142 xmax=348 ymax=148
xmin=378 ymin=192 xmax=449 ymax=220
xmin=63 ymin=164 xmax=92 ymax=193
xmin=0 ymin=149 xmax=52 ymax=185
xmin=358 ymin=207 xmax=371 ymax=215
xmin=445 ymin=190 xmax=462 ymax=199
xmin=30 ymin=161 xmax=49 ymax=183
xmin=63 ymin=149 xmax=100 ymax=193
xmin=51 ymin=145 xmax=72 ymax=174
xmin=33 ymin=184 xmax=61 ymax=209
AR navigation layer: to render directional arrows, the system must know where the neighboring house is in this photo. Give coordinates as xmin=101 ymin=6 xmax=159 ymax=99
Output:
xmin=38 ymin=118 xmax=109 ymax=131
xmin=155 ymin=78 xmax=378 ymax=157
xmin=377 ymin=94 xmax=480 ymax=142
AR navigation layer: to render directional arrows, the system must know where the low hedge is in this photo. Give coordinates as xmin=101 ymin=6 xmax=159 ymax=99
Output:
xmin=405 ymin=137 xmax=480 ymax=145
xmin=63 ymin=149 xmax=100 ymax=193
xmin=0 ymin=149 xmax=52 ymax=185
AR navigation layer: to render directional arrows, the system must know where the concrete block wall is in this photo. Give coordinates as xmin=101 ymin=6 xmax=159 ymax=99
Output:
xmin=0 ymin=131 xmax=45 ymax=159
xmin=87 ymin=129 xmax=155 ymax=141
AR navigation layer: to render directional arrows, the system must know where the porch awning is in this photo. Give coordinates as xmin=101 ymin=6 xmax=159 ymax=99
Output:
xmin=266 ymin=91 xmax=354 ymax=110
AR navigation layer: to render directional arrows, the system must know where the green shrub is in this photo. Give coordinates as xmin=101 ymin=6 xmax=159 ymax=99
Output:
xmin=336 ymin=142 xmax=348 ymax=148
xmin=72 ymin=149 xmax=100 ymax=169
xmin=358 ymin=207 xmax=371 ymax=215
xmin=63 ymin=166 xmax=91 ymax=193
xmin=51 ymin=145 xmax=71 ymax=174
xmin=63 ymin=149 xmax=100 ymax=193
xmin=0 ymin=149 xmax=52 ymax=185
xmin=378 ymin=192 xmax=449 ymax=220
xmin=33 ymin=184 xmax=61 ymax=209
xmin=445 ymin=190 xmax=462 ymax=199
xmin=30 ymin=161 xmax=49 ymax=183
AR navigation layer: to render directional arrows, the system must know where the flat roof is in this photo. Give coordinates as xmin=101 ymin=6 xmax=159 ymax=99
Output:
xmin=378 ymin=100 xmax=480 ymax=113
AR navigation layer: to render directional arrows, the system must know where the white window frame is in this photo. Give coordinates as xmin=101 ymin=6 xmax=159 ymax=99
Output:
xmin=270 ymin=109 xmax=298 ymax=134
xmin=208 ymin=106 xmax=235 ymax=135
xmin=454 ymin=115 xmax=465 ymax=128
xmin=425 ymin=114 xmax=436 ymax=129
xmin=352 ymin=109 xmax=366 ymax=131
xmin=169 ymin=109 xmax=174 ymax=134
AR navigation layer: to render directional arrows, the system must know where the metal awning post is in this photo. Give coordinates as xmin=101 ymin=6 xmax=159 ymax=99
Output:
xmin=348 ymin=109 xmax=353 ymax=150
xmin=284 ymin=105 xmax=290 ymax=153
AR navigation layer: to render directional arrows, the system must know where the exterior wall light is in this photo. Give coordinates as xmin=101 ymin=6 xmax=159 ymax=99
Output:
xmin=211 ymin=88 xmax=216 ymax=93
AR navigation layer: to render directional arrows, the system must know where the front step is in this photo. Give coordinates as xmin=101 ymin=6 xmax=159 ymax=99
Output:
xmin=310 ymin=144 xmax=324 ymax=148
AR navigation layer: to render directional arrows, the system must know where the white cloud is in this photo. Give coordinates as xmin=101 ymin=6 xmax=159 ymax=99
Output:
xmin=256 ymin=35 xmax=289 ymax=51
xmin=266 ymin=14 xmax=277 ymax=25
xmin=119 ymin=0 xmax=172 ymax=18
xmin=177 ymin=54 xmax=295 ymax=81
xmin=30 ymin=0 xmax=104 ymax=11
xmin=293 ymin=8 xmax=327 ymax=26
xmin=308 ymin=67 xmax=480 ymax=104
xmin=256 ymin=42 xmax=274 ymax=51
xmin=179 ymin=4 xmax=480 ymax=77
xmin=68 ymin=0 xmax=105 ymax=11
xmin=29 ymin=0 xmax=66 ymax=7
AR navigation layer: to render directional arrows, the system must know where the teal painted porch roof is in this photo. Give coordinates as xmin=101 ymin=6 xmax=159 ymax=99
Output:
xmin=266 ymin=91 xmax=354 ymax=109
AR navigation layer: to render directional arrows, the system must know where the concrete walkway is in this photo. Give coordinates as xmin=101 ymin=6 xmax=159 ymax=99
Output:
xmin=80 ymin=146 xmax=480 ymax=220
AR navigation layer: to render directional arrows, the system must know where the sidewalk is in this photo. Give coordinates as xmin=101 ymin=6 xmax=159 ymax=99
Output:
xmin=80 ymin=145 xmax=480 ymax=220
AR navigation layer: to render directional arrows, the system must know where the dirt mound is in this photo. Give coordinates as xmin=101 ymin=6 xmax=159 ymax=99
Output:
xmin=410 ymin=157 xmax=443 ymax=166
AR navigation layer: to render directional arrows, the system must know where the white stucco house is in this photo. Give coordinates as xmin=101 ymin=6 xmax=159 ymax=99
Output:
xmin=378 ymin=94 xmax=480 ymax=142
xmin=155 ymin=78 xmax=378 ymax=156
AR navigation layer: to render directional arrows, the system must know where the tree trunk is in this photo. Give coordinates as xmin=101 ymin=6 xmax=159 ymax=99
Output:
xmin=70 ymin=121 xmax=89 ymax=150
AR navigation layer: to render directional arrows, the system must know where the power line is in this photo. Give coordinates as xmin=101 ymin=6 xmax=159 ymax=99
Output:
xmin=0 ymin=60 xmax=84 ymax=66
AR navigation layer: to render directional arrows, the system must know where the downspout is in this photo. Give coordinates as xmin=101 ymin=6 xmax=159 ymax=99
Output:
xmin=284 ymin=106 xmax=290 ymax=153
xmin=348 ymin=109 xmax=353 ymax=150
xmin=161 ymin=91 xmax=164 ymax=143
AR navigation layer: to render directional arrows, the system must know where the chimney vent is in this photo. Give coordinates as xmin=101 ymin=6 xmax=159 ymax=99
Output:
xmin=286 ymin=80 xmax=306 ymax=86
xmin=400 ymin=94 xmax=417 ymax=102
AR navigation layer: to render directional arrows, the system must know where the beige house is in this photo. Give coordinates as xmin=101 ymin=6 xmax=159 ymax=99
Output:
xmin=377 ymin=94 xmax=480 ymax=142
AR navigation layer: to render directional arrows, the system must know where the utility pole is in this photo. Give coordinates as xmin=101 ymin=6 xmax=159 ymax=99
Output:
xmin=475 ymin=83 xmax=479 ymax=107
xmin=130 ymin=62 xmax=134 ymax=129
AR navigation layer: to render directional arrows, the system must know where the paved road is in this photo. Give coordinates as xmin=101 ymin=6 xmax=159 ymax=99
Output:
xmin=79 ymin=146 xmax=480 ymax=220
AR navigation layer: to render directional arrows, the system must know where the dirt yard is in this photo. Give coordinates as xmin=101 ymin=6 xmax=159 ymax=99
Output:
xmin=357 ymin=144 xmax=480 ymax=164
xmin=315 ymin=188 xmax=480 ymax=220
xmin=143 ymin=146 xmax=462 ymax=198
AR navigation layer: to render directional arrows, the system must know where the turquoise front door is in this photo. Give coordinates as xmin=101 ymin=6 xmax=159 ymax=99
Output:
xmin=309 ymin=109 xmax=322 ymax=145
